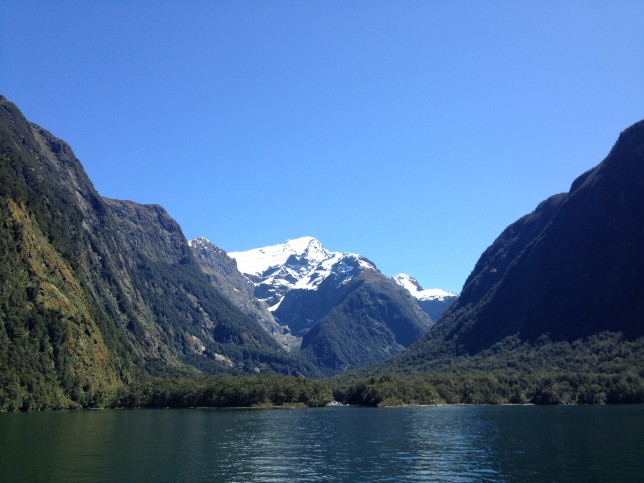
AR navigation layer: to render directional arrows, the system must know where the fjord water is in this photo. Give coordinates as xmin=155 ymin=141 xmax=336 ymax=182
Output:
xmin=1 ymin=406 xmax=643 ymax=481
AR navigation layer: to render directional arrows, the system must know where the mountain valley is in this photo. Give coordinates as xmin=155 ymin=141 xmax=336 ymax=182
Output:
xmin=193 ymin=236 xmax=449 ymax=375
xmin=1 ymin=92 xmax=643 ymax=409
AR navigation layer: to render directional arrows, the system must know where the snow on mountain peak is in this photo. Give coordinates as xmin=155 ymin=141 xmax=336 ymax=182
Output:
xmin=393 ymin=273 xmax=423 ymax=293
xmin=228 ymin=236 xmax=329 ymax=277
xmin=229 ymin=237 xmax=377 ymax=309
xmin=188 ymin=237 xmax=233 ymax=260
xmin=188 ymin=236 xmax=213 ymax=249
xmin=393 ymin=273 xmax=458 ymax=302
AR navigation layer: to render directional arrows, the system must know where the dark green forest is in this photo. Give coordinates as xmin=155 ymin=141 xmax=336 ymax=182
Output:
xmin=362 ymin=332 xmax=644 ymax=406
xmin=114 ymin=375 xmax=334 ymax=409
xmin=5 ymin=331 xmax=638 ymax=411
xmin=108 ymin=332 xmax=644 ymax=409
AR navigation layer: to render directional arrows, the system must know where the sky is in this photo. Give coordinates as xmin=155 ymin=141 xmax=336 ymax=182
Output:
xmin=1 ymin=1 xmax=643 ymax=293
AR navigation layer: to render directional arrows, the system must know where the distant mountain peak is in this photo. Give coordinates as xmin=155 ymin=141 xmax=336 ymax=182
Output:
xmin=393 ymin=273 xmax=423 ymax=292
xmin=287 ymin=235 xmax=323 ymax=250
xmin=229 ymin=236 xmax=329 ymax=278
xmin=189 ymin=236 xmax=217 ymax=251
xmin=228 ymin=236 xmax=377 ymax=309
xmin=188 ymin=236 xmax=213 ymax=247
xmin=393 ymin=273 xmax=458 ymax=302
xmin=191 ymin=235 xmax=454 ymax=375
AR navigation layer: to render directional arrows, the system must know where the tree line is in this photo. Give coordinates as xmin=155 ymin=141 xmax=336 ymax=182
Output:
xmin=2 ymin=332 xmax=643 ymax=410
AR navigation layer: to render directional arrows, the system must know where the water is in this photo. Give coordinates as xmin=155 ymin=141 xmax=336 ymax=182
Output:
xmin=1 ymin=405 xmax=643 ymax=481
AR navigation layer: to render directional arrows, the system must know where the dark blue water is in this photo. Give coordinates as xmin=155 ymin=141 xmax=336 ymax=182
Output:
xmin=1 ymin=405 xmax=643 ymax=481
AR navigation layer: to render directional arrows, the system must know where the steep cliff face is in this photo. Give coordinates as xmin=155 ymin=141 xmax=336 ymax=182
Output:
xmin=0 ymin=97 xmax=138 ymax=408
xmin=0 ymin=198 xmax=125 ymax=409
xmin=0 ymin=96 xmax=313 ymax=408
xmin=104 ymin=199 xmax=310 ymax=375
xmin=188 ymin=237 xmax=301 ymax=351
xmin=410 ymin=119 xmax=644 ymax=358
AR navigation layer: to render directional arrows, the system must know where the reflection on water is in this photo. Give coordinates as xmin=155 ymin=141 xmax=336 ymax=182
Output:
xmin=1 ymin=405 xmax=643 ymax=481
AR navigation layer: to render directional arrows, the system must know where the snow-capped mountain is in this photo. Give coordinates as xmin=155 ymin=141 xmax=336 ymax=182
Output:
xmin=226 ymin=237 xmax=439 ymax=374
xmin=229 ymin=236 xmax=376 ymax=311
xmin=393 ymin=274 xmax=458 ymax=302
xmin=392 ymin=274 xmax=458 ymax=321
xmin=189 ymin=236 xmax=445 ymax=375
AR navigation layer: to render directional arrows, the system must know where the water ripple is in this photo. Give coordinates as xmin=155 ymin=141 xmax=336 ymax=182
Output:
xmin=1 ymin=406 xmax=643 ymax=481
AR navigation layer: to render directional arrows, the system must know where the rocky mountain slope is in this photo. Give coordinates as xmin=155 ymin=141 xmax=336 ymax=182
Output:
xmin=188 ymin=237 xmax=300 ymax=351
xmin=0 ymin=96 xmax=312 ymax=409
xmin=395 ymin=118 xmax=644 ymax=365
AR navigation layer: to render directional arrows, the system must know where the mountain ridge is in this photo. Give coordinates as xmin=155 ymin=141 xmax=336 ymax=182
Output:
xmin=229 ymin=236 xmax=377 ymax=311
xmin=391 ymin=118 xmax=644 ymax=368
xmin=0 ymin=95 xmax=317 ymax=409
xmin=4 ymin=92 xmax=641 ymax=408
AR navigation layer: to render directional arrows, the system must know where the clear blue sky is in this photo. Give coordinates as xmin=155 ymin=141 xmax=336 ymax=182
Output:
xmin=2 ymin=1 xmax=643 ymax=293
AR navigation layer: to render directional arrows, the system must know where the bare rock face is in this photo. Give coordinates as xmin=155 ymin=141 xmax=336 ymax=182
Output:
xmin=189 ymin=237 xmax=301 ymax=351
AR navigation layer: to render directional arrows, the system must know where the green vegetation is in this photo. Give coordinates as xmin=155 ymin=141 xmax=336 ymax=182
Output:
xmin=1 ymin=331 xmax=643 ymax=410
xmin=333 ymin=375 xmax=443 ymax=407
xmin=365 ymin=332 xmax=644 ymax=405
xmin=111 ymin=332 xmax=644 ymax=409
xmin=0 ymin=200 xmax=129 ymax=410
xmin=108 ymin=332 xmax=644 ymax=407
xmin=299 ymin=272 xmax=432 ymax=375
xmin=114 ymin=374 xmax=333 ymax=408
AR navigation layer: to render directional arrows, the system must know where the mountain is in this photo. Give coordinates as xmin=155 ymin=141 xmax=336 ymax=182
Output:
xmin=230 ymin=237 xmax=379 ymax=333
xmin=228 ymin=237 xmax=365 ymax=311
xmin=298 ymin=268 xmax=436 ymax=375
xmin=397 ymin=118 xmax=644 ymax=364
xmin=224 ymin=237 xmax=435 ymax=375
xmin=102 ymin=199 xmax=308 ymax=376
xmin=188 ymin=237 xmax=300 ymax=351
xmin=392 ymin=274 xmax=458 ymax=320
xmin=0 ymin=96 xmax=311 ymax=409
